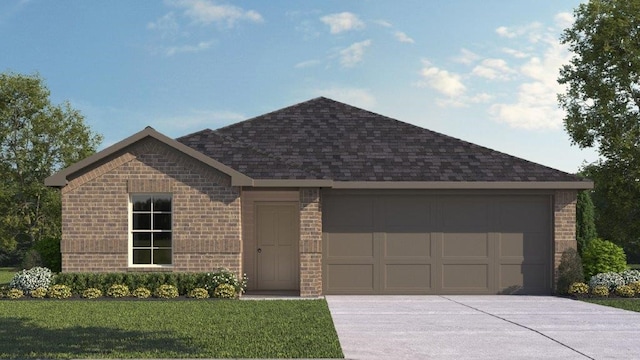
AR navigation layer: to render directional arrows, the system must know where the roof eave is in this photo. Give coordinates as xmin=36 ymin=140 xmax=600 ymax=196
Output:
xmin=45 ymin=127 xmax=254 ymax=188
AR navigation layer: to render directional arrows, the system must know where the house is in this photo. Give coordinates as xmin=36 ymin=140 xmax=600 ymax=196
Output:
xmin=45 ymin=97 xmax=592 ymax=296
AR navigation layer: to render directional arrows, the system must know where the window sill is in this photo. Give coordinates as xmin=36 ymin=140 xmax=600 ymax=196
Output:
xmin=127 ymin=266 xmax=174 ymax=272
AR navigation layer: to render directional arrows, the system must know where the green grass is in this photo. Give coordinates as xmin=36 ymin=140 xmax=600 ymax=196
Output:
xmin=0 ymin=299 xmax=344 ymax=359
xmin=0 ymin=268 xmax=16 ymax=285
xmin=584 ymin=298 xmax=640 ymax=312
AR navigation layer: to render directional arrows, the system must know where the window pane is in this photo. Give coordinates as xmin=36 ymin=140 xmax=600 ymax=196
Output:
xmin=154 ymin=214 xmax=172 ymax=230
xmin=133 ymin=213 xmax=151 ymax=230
xmin=153 ymin=249 xmax=172 ymax=265
xmin=133 ymin=249 xmax=151 ymax=264
xmin=154 ymin=195 xmax=172 ymax=212
xmin=154 ymin=232 xmax=171 ymax=247
xmin=132 ymin=195 xmax=151 ymax=211
xmin=133 ymin=232 xmax=151 ymax=247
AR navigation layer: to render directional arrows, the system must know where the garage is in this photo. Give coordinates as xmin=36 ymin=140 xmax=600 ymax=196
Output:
xmin=322 ymin=191 xmax=552 ymax=295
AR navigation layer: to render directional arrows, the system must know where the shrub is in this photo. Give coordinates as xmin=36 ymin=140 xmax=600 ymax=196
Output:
xmin=7 ymin=288 xmax=24 ymax=299
xmin=21 ymin=249 xmax=43 ymax=270
xmin=132 ymin=287 xmax=151 ymax=299
xmin=568 ymin=282 xmax=589 ymax=296
xmin=591 ymin=285 xmax=610 ymax=297
xmin=48 ymin=284 xmax=72 ymax=299
xmin=214 ymin=283 xmax=236 ymax=299
xmin=154 ymin=284 xmax=179 ymax=299
xmin=620 ymin=269 xmax=640 ymax=285
xmin=582 ymin=238 xmax=627 ymax=278
xmin=82 ymin=288 xmax=103 ymax=299
xmin=188 ymin=287 xmax=210 ymax=299
xmin=589 ymin=272 xmax=625 ymax=290
xmin=107 ymin=284 xmax=130 ymax=298
xmin=202 ymin=269 xmax=247 ymax=297
xmin=10 ymin=267 xmax=53 ymax=295
xmin=30 ymin=287 xmax=48 ymax=298
xmin=556 ymin=248 xmax=584 ymax=294
xmin=33 ymin=237 xmax=62 ymax=272
xmin=629 ymin=281 xmax=640 ymax=294
xmin=615 ymin=285 xmax=635 ymax=298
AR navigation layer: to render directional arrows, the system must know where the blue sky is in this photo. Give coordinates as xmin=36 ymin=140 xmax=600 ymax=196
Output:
xmin=1 ymin=0 xmax=596 ymax=173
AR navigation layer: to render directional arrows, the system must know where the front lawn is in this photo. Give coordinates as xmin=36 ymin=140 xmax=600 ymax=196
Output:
xmin=0 ymin=268 xmax=16 ymax=285
xmin=584 ymin=298 xmax=640 ymax=312
xmin=0 ymin=299 xmax=343 ymax=359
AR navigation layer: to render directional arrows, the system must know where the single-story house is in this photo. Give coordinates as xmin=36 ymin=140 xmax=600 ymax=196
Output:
xmin=45 ymin=97 xmax=593 ymax=296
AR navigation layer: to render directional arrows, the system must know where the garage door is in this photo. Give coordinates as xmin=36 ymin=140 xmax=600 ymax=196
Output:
xmin=322 ymin=192 xmax=552 ymax=295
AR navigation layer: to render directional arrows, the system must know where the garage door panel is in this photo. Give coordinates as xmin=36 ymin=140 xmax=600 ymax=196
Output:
xmin=326 ymin=233 xmax=374 ymax=257
xmin=326 ymin=264 xmax=375 ymax=292
xmin=323 ymin=196 xmax=373 ymax=231
xmin=442 ymin=264 xmax=489 ymax=289
xmin=499 ymin=233 xmax=548 ymax=260
xmin=381 ymin=197 xmax=431 ymax=230
xmin=500 ymin=264 xmax=548 ymax=293
xmin=442 ymin=233 xmax=489 ymax=257
xmin=498 ymin=199 xmax=550 ymax=232
xmin=384 ymin=264 xmax=431 ymax=291
xmin=384 ymin=233 xmax=431 ymax=257
xmin=442 ymin=201 xmax=490 ymax=231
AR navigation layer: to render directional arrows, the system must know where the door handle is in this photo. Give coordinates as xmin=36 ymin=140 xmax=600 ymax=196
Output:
xmin=257 ymin=248 xmax=262 ymax=253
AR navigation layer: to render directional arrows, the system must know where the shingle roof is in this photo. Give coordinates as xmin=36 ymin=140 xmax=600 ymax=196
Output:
xmin=177 ymin=97 xmax=585 ymax=182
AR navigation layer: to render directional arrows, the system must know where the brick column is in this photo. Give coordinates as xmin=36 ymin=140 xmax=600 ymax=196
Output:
xmin=299 ymin=188 xmax=322 ymax=297
xmin=554 ymin=190 xmax=578 ymax=288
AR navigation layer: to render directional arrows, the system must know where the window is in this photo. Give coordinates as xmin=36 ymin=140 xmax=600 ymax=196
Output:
xmin=130 ymin=194 xmax=172 ymax=265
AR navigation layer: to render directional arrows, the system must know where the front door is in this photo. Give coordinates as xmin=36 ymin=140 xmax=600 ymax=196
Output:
xmin=256 ymin=203 xmax=299 ymax=290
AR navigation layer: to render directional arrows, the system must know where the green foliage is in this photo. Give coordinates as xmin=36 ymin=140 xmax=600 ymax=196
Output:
xmin=556 ymin=248 xmax=585 ymax=294
xmin=0 ymin=300 xmax=344 ymax=359
xmin=214 ymin=283 xmax=237 ymax=299
xmin=559 ymin=0 xmax=640 ymax=263
xmin=132 ymin=287 xmax=151 ymax=299
xmin=202 ymin=268 xmax=247 ymax=297
xmin=154 ymin=284 xmax=179 ymax=299
xmin=106 ymin=284 xmax=130 ymax=298
xmin=30 ymin=287 xmax=47 ymax=298
xmin=81 ymin=288 xmax=102 ymax=299
xmin=32 ymin=237 xmax=61 ymax=272
xmin=0 ymin=72 xmax=102 ymax=261
xmin=6 ymin=288 xmax=23 ymax=299
xmin=10 ymin=266 xmax=52 ymax=295
xmin=629 ymin=281 xmax=640 ymax=294
xmin=187 ymin=287 xmax=209 ymax=299
xmin=47 ymin=284 xmax=71 ymax=299
xmin=568 ymin=282 xmax=589 ymax=295
xmin=20 ymin=249 xmax=42 ymax=270
xmin=615 ymin=285 xmax=636 ymax=297
xmin=591 ymin=285 xmax=610 ymax=297
xmin=576 ymin=190 xmax=597 ymax=253
xmin=582 ymin=238 xmax=627 ymax=278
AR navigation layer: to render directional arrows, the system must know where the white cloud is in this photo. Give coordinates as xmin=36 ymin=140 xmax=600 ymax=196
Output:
xmin=169 ymin=0 xmax=263 ymax=27
xmin=394 ymin=31 xmax=414 ymax=44
xmin=320 ymin=12 xmax=365 ymax=34
xmin=374 ymin=19 xmax=393 ymax=28
xmin=496 ymin=26 xmax=516 ymax=38
xmin=295 ymin=59 xmax=321 ymax=69
xmin=502 ymin=47 xmax=529 ymax=59
xmin=313 ymin=87 xmax=376 ymax=109
xmin=490 ymin=31 xmax=571 ymax=130
xmin=471 ymin=58 xmax=516 ymax=80
xmin=164 ymin=40 xmax=214 ymax=56
xmin=496 ymin=22 xmax=544 ymax=43
xmin=418 ymin=60 xmax=466 ymax=97
xmin=339 ymin=39 xmax=372 ymax=67
xmin=554 ymin=12 xmax=574 ymax=29
xmin=454 ymin=48 xmax=480 ymax=65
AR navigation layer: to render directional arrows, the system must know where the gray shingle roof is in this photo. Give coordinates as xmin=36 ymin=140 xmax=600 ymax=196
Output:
xmin=177 ymin=97 xmax=584 ymax=182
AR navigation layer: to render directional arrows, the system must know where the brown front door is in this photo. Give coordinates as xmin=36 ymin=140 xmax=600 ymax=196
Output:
xmin=256 ymin=203 xmax=299 ymax=290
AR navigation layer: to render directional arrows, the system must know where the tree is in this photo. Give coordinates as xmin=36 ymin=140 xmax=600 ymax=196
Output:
xmin=0 ymin=72 xmax=102 ymax=261
xmin=558 ymin=0 xmax=640 ymax=261
xmin=576 ymin=190 xmax=597 ymax=254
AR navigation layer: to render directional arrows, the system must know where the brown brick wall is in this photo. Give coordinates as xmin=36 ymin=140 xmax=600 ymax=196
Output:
xmin=61 ymin=138 xmax=242 ymax=274
xmin=553 ymin=190 xmax=578 ymax=287
xmin=299 ymin=188 xmax=322 ymax=297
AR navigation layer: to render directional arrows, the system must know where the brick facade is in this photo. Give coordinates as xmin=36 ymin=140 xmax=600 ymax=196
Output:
xmin=61 ymin=138 xmax=242 ymax=275
xmin=299 ymin=188 xmax=322 ymax=297
xmin=553 ymin=190 xmax=578 ymax=288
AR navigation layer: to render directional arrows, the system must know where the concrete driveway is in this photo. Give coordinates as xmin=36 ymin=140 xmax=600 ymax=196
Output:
xmin=326 ymin=295 xmax=640 ymax=360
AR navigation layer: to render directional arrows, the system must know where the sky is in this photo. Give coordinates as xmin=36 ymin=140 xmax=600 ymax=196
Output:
xmin=0 ymin=0 xmax=597 ymax=173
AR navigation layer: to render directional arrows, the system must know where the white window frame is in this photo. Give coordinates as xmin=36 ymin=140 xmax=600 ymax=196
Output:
xmin=128 ymin=193 xmax=173 ymax=268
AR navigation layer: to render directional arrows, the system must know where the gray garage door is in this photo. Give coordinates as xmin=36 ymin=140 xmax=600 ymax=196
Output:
xmin=322 ymin=192 xmax=552 ymax=295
